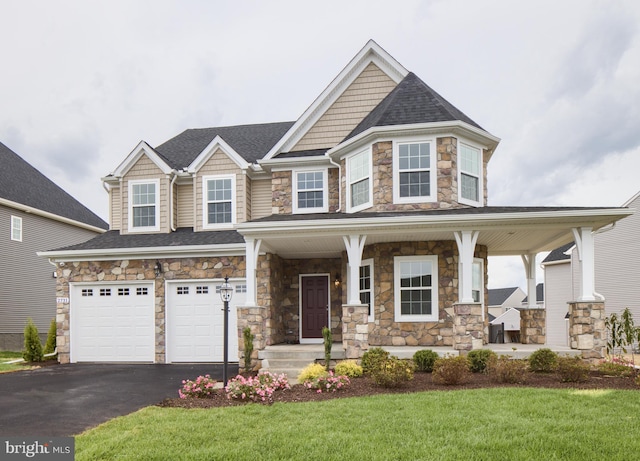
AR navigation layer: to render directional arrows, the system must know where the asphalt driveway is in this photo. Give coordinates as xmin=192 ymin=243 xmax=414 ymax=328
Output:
xmin=0 ymin=363 xmax=237 ymax=436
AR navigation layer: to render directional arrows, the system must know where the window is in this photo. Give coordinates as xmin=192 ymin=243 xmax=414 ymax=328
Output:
xmin=360 ymin=259 xmax=374 ymax=322
xmin=393 ymin=140 xmax=435 ymax=203
xmin=81 ymin=289 xmax=93 ymax=297
xmin=100 ymin=288 xmax=111 ymax=297
xmin=347 ymin=149 xmax=372 ymax=212
xmin=128 ymin=179 xmax=159 ymax=232
xmin=394 ymin=255 xmax=439 ymax=322
xmin=459 ymin=143 xmax=481 ymax=205
xmin=472 ymin=260 xmax=483 ymax=304
xmin=11 ymin=216 xmax=22 ymax=241
xmin=118 ymin=288 xmax=130 ymax=296
xmin=204 ymin=175 xmax=235 ymax=228
xmin=177 ymin=286 xmax=189 ymax=295
xmin=196 ymin=286 xmax=209 ymax=294
xmin=236 ymin=284 xmax=247 ymax=294
xmin=293 ymin=169 xmax=328 ymax=213
xmin=136 ymin=287 xmax=148 ymax=296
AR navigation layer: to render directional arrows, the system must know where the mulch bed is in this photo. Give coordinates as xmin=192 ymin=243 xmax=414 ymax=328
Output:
xmin=158 ymin=370 xmax=638 ymax=409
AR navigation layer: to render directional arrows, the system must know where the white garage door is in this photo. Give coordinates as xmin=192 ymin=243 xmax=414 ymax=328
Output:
xmin=70 ymin=283 xmax=155 ymax=362
xmin=166 ymin=280 xmax=244 ymax=363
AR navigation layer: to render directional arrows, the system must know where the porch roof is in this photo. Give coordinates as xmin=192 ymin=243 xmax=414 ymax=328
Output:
xmin=237 ymin=206 xmax=633 ymax=258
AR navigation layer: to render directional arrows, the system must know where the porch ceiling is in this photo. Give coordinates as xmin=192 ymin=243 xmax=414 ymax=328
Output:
xmin=239 ymin=207 xmax=634 ymax=259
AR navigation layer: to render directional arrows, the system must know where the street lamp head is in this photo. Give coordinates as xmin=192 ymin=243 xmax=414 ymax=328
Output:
xmin=219 ymin=276 xmax=233 ymax=302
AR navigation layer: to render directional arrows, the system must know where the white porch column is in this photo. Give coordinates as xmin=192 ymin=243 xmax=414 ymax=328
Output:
xmin=454 ymin=230 xmax=479 ymax=303
xmin=572 ymin=227 xmax=596 ymax=302
xmin=521 ymin=253 xmax=538 ymax=308
xmin=244 ymin=237 xmax=262 ymax=307
xmin=342 ymin=235 xmax=367 ymax=305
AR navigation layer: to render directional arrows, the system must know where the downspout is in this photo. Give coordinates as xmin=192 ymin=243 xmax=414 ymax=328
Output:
xmin=169 ymin=170 xmax=178 ymax=231
xmin=328 ymin=156 xmax=342 ymax=212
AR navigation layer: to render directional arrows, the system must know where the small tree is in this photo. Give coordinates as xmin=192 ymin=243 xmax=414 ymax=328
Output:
xmin=606 ymin=308 xmax=639 ymax=365
xmin=23 ymin=318 xmax=43 ymax=362
xmin=322 ymin=326 xmax=332 ymax=371
xmin=242 ymin=327 xmax=254 ymax=373
xmin=43 ymin=318 xmax=57 ymax=357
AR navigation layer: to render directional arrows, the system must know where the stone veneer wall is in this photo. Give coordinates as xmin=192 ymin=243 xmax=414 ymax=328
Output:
xmin=342 ymin=304 xmax=369 ymax=359
xmin=55 ymin=257 xmax=245 ymax=364
xmin=453 ymin=303 xmax=484 ymax=351
xmin=568 ymin=301 xmax=606 ymax=361
xmin=362 ymin=240 xmax=488 ymax=347
xmin=520 ymin=309 xmax=546 ymax=344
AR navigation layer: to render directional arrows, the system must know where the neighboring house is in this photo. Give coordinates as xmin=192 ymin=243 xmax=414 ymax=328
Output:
xmin=544 ymin=191 xmax=640 ymax=347
xmin=488 ymin=287 xmax=526 ymax=319
xmin=490 ymin=308 xmax=521 ymax=343
xmin=39 ymin=40 xmax=633 ymax=365
xmin=522 ymin=283 xmax=544 ymax=308
xmin=0 ymin=142 xmax=108 ymax=350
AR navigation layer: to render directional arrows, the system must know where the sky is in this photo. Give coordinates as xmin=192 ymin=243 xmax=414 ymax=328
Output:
xmin=2 ymin=0 xmax=639 ymax=291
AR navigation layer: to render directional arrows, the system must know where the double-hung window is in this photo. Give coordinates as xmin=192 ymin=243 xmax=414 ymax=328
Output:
xmin=360 ymin=259 xmax=374 ymax=322
xmin=204 ymin=175 xmax=235 ymax=228
xmin=347 ymin=149 xmax=372 ymax=212
xmin=11 ymin=216 xmax=22 ymax=241
xmin=293 ymin=169 xmax=327 ymax=213
xmin=394 ymin=255 xmax=439 ymax=322
xmin=129 ymin=179 xmax=159 ymax=232
xmin=394 ymin=140 xmax=435 ymax=203
xmin=459 ymin=143 xmax=482 ymax=205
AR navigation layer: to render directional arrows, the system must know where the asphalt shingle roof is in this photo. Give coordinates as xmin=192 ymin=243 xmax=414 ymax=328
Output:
xmin=542 ymin=241 xmax=574 ymax=263
xmin=345 ymin=72 xmax=484 ymax=141
xmin=488 ymin=287 xmax=521 ymax=306
xmin=0 ymin=142 xmax=108 ymax=230
xmin=154 ymin=121 xmax=295 ymax=168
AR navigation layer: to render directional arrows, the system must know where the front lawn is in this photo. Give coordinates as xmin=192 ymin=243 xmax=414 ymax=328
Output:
xmin=0 ymin=351 xmax=25 ymax=373
xmin=77 ymin=387 xmax=640 ymax=460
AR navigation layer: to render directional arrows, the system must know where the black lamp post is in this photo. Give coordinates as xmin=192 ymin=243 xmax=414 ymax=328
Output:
xmin=219 ymin=276 xmax=233 ymax=387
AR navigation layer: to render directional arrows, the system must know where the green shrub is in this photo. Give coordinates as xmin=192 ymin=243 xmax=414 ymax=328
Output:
xmin=528 ymin=348 xmax=558 ymax=372
xmin=489 ymin=356 xmax=528 ymax=384
xmin=557 ymin=356 xmax=589 ymax=383
xmin=322 ymin=327 xmax=332 ymax=372
xmin=43 ymin=318 xmax=57 ymax=357
xmin=369 ymin=356 xmax=414 ymax=388
xmin=413 ymin=349 xmax=440 ymax=372
xmin=242 ymin=327 xmax=254 ymax=372
xmin=432 ymin=356 xmax=471 ymax=385
xmin=597 ymin=360 xmax=635 ymax=378
xmin=361 ymin=347 xmax=390 ymax=374
xmin=297 ymin=363 xmax=327 ymax=382
xmin=22 ymin=318 xmax=43 ymax=363
xmin=335 ymin=360 xmax=363 ymax=378
xmin=467 ymin=349 xmax=497 ymax=373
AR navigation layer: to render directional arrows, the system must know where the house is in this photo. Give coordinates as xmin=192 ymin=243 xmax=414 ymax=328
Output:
xmin=544 ymin=191 xmax=640 ymax=347
xmin=522 ymin=283 xmax=544 ymax=308
xmin=489 ymin=308 xmax=521 ymax=343
xmin=39 ymin=40 xmax=633 ymax=366
xmin=0 ymin=142 xmax=108 ymax=350
xmin=488 ymin=287 xmax=526 ymax=319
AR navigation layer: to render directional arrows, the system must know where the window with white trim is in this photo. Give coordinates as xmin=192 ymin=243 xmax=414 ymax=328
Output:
xmin=203 ymin=175 xmax=235 ymax=228
xmin=394 ymin=255 xmax=439 ymax=322
xmin=347 ymin=149 xmax=372 ymax=212
xmin=293 ymin=169 xmax=328 ymax=213
xmin=360 ymin=259 xmax=374 ymax=322
xmin=11 ymin=216 xmax=22 ymax=241
xmin=128 ymin=179 xmax=159 ymax=232
xmin=393 ymin=140 xmax=435 ymax=203
xmin=459 ymin=143 xmax=481 ymax=205
xmin=472 ymin=260 xmax=483 ymax=304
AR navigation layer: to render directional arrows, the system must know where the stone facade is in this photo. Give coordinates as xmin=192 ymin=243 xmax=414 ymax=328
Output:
xmin=520 ymin=308 xmax=546 ymax=344
xmin=342 ymin=304 xmax=369 ymax=359
xmin=453 ymin=303 xmax=484 ymax=351
xmin=568 ymin=301 xmax=606 ymax=361
xmin=55 ymin=256 xmax=245 ymax=364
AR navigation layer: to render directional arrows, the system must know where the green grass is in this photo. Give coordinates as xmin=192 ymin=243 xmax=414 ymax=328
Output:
xmin=0 ymin=351 xmax=25 ymax=373
xmin=76 ymin=388 xmax=640 ymax=460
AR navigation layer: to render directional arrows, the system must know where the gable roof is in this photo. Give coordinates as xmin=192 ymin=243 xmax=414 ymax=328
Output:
xmin=522 ymin=283 xmax=544 ymax=303
xmin=345 ymin=72 xmax=485 ymax=141
xmin=488 ymin=287 xmax=521 ymax=306
xmin=542 ymin=241 xmax=574 ymax=264
xmin=0 ymin=141 xmax=107 ymax=231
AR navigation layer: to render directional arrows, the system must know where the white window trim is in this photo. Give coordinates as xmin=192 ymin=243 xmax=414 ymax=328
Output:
xmin=346 ymin=148 xmax=373 ymax=213
xmin=394 ymin=255 xmax=439 ymax=322
xmin=292 ymin=167 xmax=329 ymax=214
xmin=11 ymin=215 xmax=22 ymax=241
xmin=202 ymin=174 xmax=236 ymax=229
xmin=128 ymin=178 xmax=160 ymax=233
xmin=360 ymin=258 xmax=375 ymax=322
xmin=457 ymin=141 xmax=483 ymax=206
xmin=393 ymin=137 xmax=437 ymax=204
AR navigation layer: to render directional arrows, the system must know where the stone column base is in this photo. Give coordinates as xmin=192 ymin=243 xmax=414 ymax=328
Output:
xmin=237 ymin=305 xmax=265 ymax=372
xmin=342 ymin=304 xmax=369 ymax=359
xmin=569 ymin=301 xmax=605 ymax=361
xmin=520 ymin=308 xmax=546 ymax=344
xmin=453 ymin=303 xmax=484 ymax=351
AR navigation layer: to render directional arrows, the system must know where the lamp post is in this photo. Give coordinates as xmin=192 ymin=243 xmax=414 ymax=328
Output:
xmin=219 ymin=276 xmax=233 ymax=387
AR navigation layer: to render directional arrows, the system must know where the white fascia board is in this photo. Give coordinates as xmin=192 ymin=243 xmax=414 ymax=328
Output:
xmin=38 ymin=243 xmax=246 ymax=263
xmin=260 ymin=155 xmax=333 ymax=172
xmin=188 ymin=135 xmax=250 ymax=172
xmin=112 ymin=140 xmax=173 ymax=177
xmin=0 ymin=197 xmax=107 ymax=234
xmin=540 ymin=258 xmax=571 ymax=267
xmin=263 ymin=40 xmax=409 ymax=161
xmin=327 ymin=121 xmax=501 ymax=160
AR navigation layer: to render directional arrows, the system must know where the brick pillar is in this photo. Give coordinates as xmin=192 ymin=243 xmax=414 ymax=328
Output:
xmin=237 ymin=305 xmax=265 ymax=372
xmin=520 ymin=308 xmax=546 ymax=344
xmin=569 ymin=301 xmax=606 ymax=361
xmin=453 ymin=303 xmax=484 ymax=351
xmin=342 ymin=304 xmax=369 ymax=359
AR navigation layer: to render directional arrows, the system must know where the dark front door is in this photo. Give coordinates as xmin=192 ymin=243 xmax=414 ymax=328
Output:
xmin=301 ymin=275 xmax=329 ymax=339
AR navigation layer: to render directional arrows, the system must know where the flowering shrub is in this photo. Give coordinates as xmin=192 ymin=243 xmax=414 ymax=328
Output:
xmin=598 ymin=357 xmax=635 ymax=377
xmin=179 ymin=374 xmax=217 ymax=399
xmin=335 ymin=360 xmax=363 ymax=378
xmin=225 ymin=371 xmax=290 ymax=403
xmin=304 ymin=371 xmax=350 ymax=393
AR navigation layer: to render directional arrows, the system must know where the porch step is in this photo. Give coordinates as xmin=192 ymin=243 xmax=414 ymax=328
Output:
xmin=259 ymin=344 xmax=346 ymax=379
